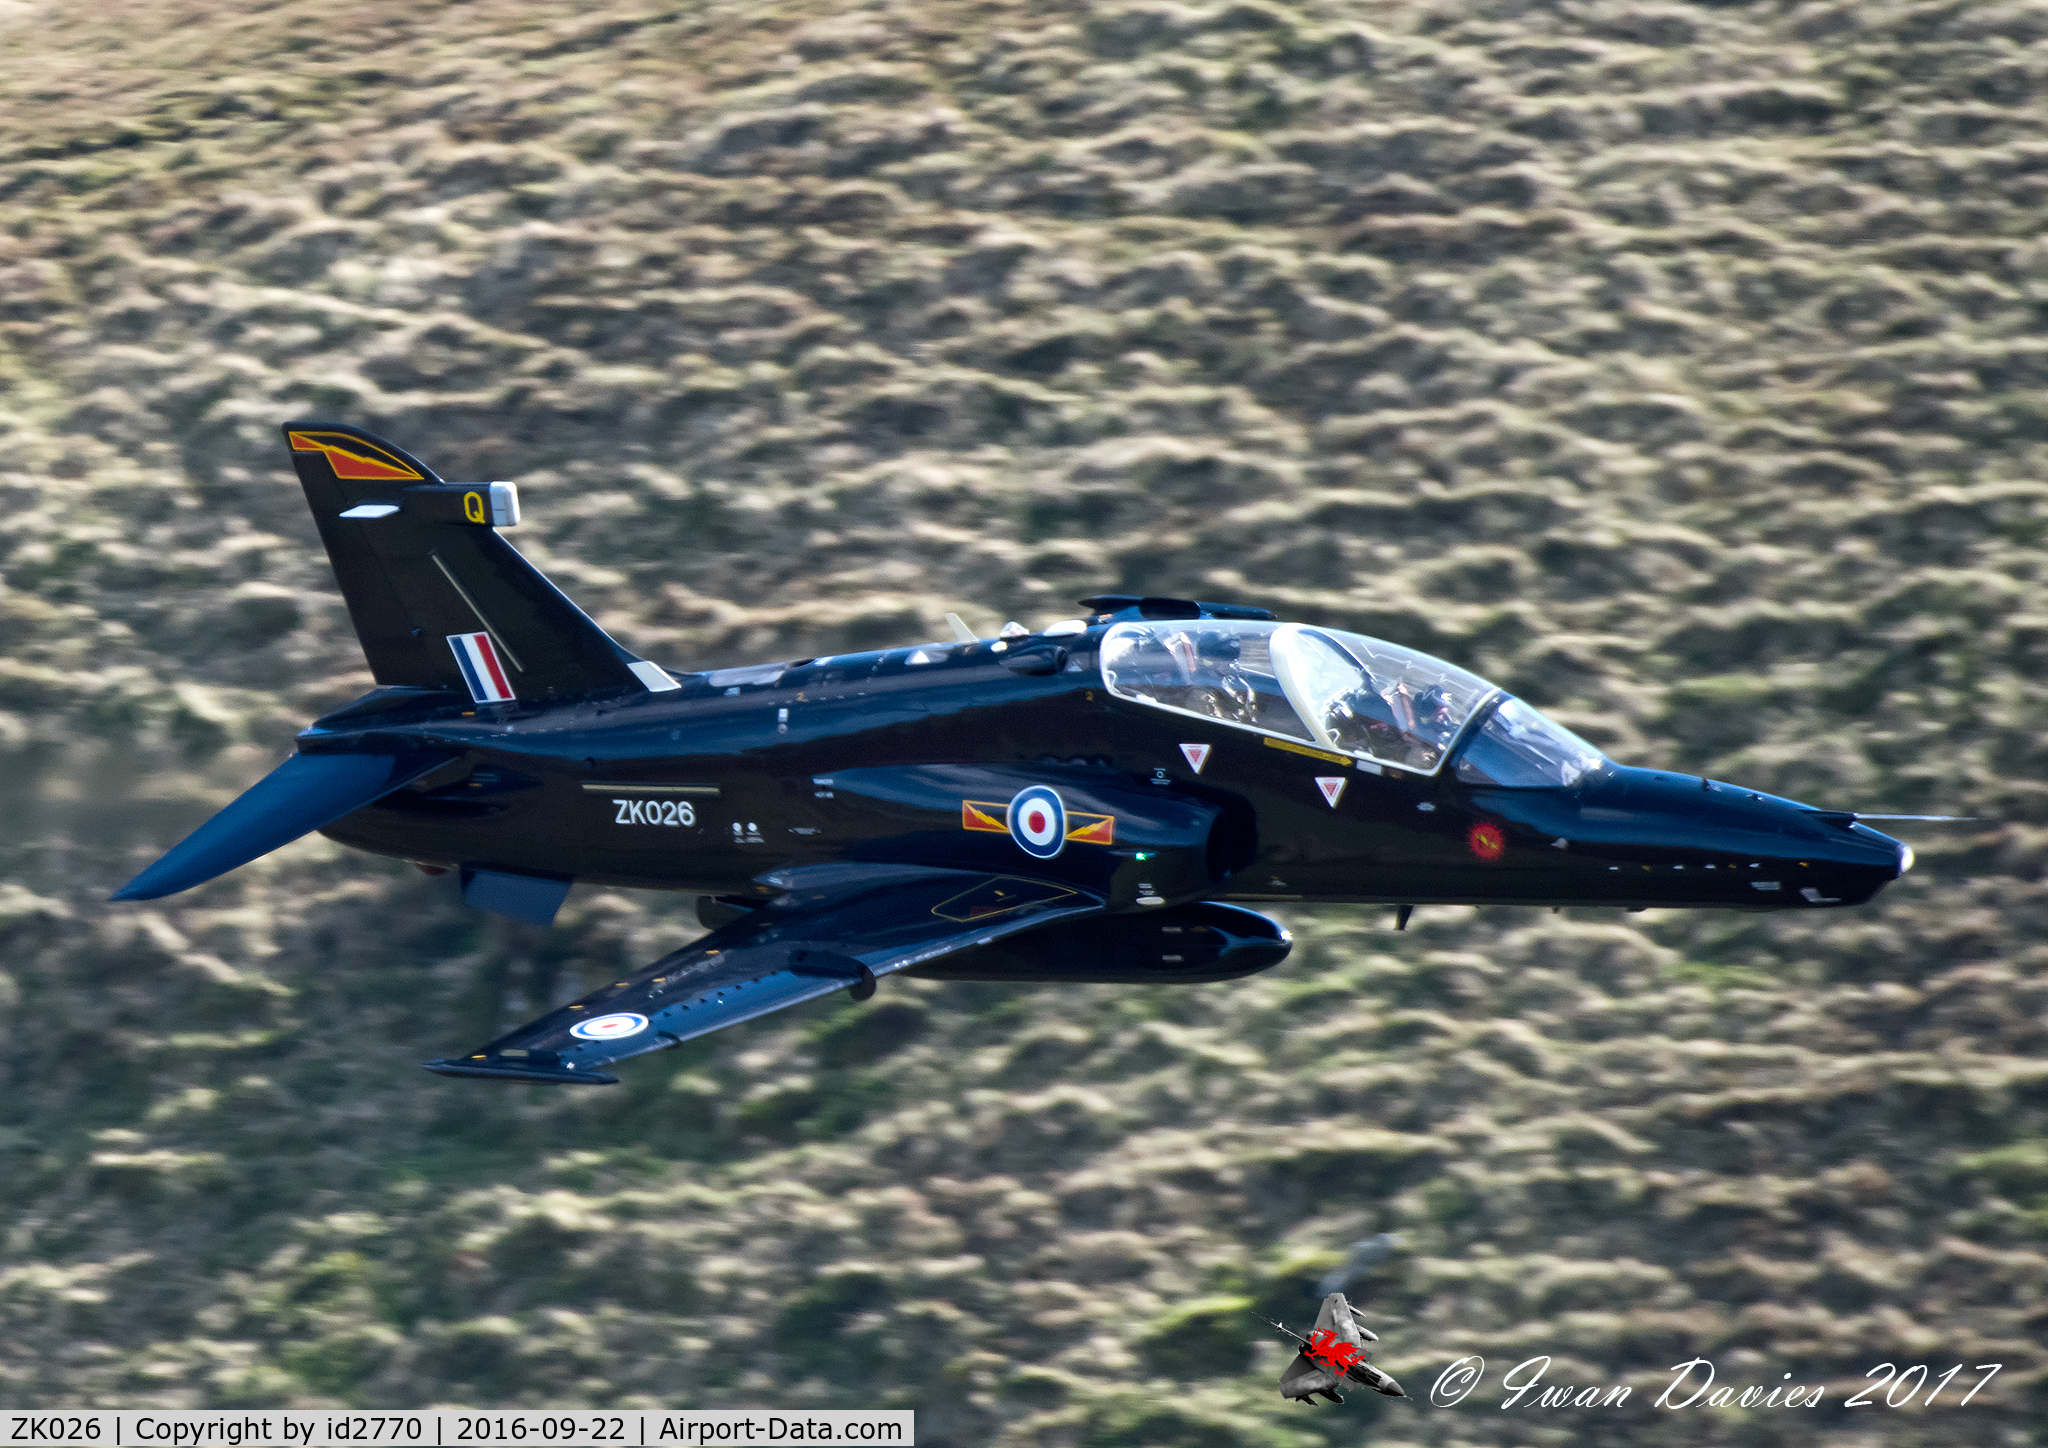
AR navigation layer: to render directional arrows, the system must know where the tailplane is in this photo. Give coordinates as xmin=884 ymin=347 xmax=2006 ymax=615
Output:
xmin=111 ymin=748 xmax=456 ymax=900
xmin=284 ymin=423 xmax=677 ymax=702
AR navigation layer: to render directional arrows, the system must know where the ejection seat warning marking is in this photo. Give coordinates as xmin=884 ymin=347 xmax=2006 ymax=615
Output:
xmin=24 ymin=1408 xmax=918 ymax=1443
xmin=1315 ymin=776 xmax=1347 ymax=807
xmin=1180 ymin=742 xmax=1211 ymax=773
xmin=962 ymin=800 xmax=1115 ymax=845
xmin=1263 ymin=736 xmax=1349 ymax=766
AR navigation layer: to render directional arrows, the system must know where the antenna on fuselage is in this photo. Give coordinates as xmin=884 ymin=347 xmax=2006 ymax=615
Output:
xmin=945 ymin=612 xmax=978 ymax=643
xmin=1851 ymin=815 xmax=1979 ymax=821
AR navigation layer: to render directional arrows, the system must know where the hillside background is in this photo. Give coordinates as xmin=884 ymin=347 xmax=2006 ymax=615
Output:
xmin=4 ymin=0 xmax=2048 ymax=1443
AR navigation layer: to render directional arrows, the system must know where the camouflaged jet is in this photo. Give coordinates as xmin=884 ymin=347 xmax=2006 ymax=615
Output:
xmin=113 ymin=423 xmax=1917 ymax=1084
xmin=1262 ymin=1293 xmax=1406 ymax=1404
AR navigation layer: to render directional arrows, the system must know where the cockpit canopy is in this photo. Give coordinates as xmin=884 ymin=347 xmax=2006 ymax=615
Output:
xmin=1100 ymin=619 xmax=1606 ymax=787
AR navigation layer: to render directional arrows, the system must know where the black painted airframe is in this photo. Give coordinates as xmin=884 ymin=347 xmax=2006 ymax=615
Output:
xmin=112 ymin=424 xmax=1914 ymax=1084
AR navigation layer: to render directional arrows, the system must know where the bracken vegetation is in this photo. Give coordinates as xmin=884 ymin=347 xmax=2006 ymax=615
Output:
xmin=5 ymin=0 xmax=2048 ymax=1443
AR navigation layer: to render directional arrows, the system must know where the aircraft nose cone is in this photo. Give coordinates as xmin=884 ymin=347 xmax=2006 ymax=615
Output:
xmin=1569 ymin=767 xmax=1908 ymax=907
xmin=1581 ymin=767 xmax=1828 ymax=838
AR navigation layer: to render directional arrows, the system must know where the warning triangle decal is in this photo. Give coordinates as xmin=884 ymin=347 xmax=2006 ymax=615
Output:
xmin=1315 ymin=776 xmax=1346 ymax=808
xmin=1179 ymin=743 xmax=1211 ymax=774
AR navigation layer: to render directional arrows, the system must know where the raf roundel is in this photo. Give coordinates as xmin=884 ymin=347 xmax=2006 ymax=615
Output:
xmin=570 ymin=1012 xmax=650 ymax=1042
xmin=1007 ymin=785 xmax=1068 ymax=859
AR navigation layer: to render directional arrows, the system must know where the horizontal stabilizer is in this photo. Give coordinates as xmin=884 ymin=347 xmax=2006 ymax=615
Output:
xmin=112 ymin=750 xmax=456 ymax=901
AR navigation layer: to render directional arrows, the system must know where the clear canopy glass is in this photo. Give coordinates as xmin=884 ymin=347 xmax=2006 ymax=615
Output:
xmin=1450 ymin=696 xmax=1607 ymax=788
xmin=1101 ymin=619 xmax=1609 ymax=784
xmin=1100 ymin=620 xmax=1499 ymax=773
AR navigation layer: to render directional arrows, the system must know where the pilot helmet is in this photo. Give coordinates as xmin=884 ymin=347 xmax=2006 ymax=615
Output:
xmin=1196 ymin=630 xmax=1242 ymax=661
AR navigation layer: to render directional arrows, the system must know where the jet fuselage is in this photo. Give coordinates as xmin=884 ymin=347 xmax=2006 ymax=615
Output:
xmin=310 ymin=624 xmax=1908 ymax=917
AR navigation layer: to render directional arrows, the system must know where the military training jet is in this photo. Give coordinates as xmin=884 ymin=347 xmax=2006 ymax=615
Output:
xmin=1260 ymin=1293 xmax=1406 ymax=1404
xmin=111 ymin=424 xmax=1916 ymax=1084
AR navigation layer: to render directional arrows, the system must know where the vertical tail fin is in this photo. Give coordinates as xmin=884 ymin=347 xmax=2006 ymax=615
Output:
xmin=284 ymin=423 xmax=678 ymax=702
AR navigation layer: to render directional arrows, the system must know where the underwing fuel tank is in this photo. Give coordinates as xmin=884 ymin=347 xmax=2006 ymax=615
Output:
xmin=900 ymin=901 xmax=1290 ymax=983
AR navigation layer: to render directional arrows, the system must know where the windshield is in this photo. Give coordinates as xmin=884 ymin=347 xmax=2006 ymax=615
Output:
xmin=1100 ymin=620 xmax=1495 ymax=773
xmin=1452 ymin=697 xmax=1608 ymax=788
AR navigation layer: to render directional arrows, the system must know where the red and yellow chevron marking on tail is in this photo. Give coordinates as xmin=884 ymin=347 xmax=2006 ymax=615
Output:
xmin=288 ymin=430 xmax=425 ymax=482
xmin=962 ymin=799 xmax=1114 ymax=845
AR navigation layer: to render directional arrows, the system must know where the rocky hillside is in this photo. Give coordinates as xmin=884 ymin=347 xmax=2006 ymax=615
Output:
xmin=4 ymin=0 xmax=2048 ymax=1442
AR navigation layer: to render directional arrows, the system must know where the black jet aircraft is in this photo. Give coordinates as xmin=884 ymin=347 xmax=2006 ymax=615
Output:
xmin=112 ymin=423 xmax=1915 ymax=1084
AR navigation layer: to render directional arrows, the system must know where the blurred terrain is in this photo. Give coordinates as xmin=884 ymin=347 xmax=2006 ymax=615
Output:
xmin=3 ymin=0 xmax=2048 ymax=1442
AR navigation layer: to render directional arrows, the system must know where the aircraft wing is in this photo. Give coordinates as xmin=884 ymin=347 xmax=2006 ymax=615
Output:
xmin=424 ymin=863 xmax=1103 ymax=1083
xmin=1278 ymin=1353 xmax=1341 ymax=1400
